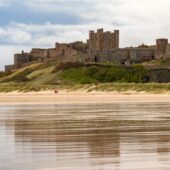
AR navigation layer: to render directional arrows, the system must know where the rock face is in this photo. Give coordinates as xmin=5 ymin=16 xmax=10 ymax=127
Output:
xmin=147 ymin=69 xmax=170 ymax=83
xmin=5 ymin=28 xmax=170 ymax=72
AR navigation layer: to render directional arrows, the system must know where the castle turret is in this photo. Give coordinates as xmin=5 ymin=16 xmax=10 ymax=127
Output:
xmin=55 ymin=42 xmax=60 ymax=49
xmin=114 ymin=30 xmax=119 ymax=49
xmin=97 ymin=28 xmax=104 ymax=51
xmin=89 ymin=31 xmax=94 ymax=50
xmin=156 ymin=39 xmax=168 ymax=54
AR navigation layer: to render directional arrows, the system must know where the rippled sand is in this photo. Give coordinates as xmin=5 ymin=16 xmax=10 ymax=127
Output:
xmin=0 ymin=102 xmax=170 ymax=170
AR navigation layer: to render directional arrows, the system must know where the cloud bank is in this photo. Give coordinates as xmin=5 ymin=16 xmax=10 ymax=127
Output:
xmin=0 ymin=0 xmax=170 ymax=70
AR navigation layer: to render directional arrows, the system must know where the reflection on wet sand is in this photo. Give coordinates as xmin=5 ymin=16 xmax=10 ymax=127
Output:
xmin=0 ymin=103 xmax=170 ymax=170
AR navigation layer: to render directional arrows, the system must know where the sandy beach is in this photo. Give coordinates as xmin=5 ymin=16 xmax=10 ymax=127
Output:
xmin=0 ymin=90 xmax=170 ymax=105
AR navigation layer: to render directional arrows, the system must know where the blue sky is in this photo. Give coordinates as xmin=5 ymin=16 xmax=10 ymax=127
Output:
xmin=0 ymin=0 xmax=170 ymax=70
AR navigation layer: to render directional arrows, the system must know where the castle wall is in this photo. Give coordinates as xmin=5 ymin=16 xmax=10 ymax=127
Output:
xmin=55 ymin=43 xmax=79 ymax=61
xmin=30 ymin=48 xmax=49 ymax=58
xmin=47 ymin=48 xmax=56 ymax=58
xmin=14 ymin=53 xmax=31 ymax=65
xmin=108 ymin=49 xmax=129 ymax=61
xmin=165 ymin=44 xmax=170 ymax=58
xmin=129 ymin=48 xmax=155 ymax=61
xmin=94 ymin=49 xmax=129 ymax=63
xmin=5 ymin=65 xmax=18 ymax=72
xmin=94 ymin=48 xmax=155 ymax=63
xmin=23 ymin=42 xmax=84 ymax=64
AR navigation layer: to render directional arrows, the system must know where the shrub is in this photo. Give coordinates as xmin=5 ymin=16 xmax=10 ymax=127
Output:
xmin=52 ymin=62 xmax=85 ymax=73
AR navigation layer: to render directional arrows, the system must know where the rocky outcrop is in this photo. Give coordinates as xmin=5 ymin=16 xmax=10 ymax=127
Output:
xmin=147 ymin=68 xmax=170 ymax=83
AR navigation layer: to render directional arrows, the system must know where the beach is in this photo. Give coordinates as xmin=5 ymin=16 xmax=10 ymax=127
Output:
xmin=0 ymin=90 xmax=170 ymax=105
xmin=1 ymin=90 xmax=170 ymax=170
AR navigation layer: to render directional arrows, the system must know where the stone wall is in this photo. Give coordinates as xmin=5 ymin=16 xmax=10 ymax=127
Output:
xmin=165 ymin=44 xmax=170 ymax=58
xmin=129 ymin=48 xmax=155 ymax=62
xmin=5 ymin=65 xmax=18 ymax=72
xmin=14 ymin=53 xmax=31 ymax=65
xmin=31 ymin=48 xmax=49 ymax=58
xmin=5 ymin=41 xmax=88 ymax=72
xmin=95 ymin=48 xmax=155 ymax=63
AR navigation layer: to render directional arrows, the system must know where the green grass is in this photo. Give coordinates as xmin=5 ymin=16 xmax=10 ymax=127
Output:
xmin=0 ymin=82 xmax=170 ymax=93
xmin=143 ymin=58 xmax=170 ymax=68
xmin=0 ymin=61 xmax=170 ymax=93
xmin=86 ymin=83 xmax=170 ymax=93
xmin=59 ymin=64 xmax=147 ymax=84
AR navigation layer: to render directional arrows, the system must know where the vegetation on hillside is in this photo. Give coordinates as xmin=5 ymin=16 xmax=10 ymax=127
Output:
xmin=0 ymin=59 xmax=170 ymax=92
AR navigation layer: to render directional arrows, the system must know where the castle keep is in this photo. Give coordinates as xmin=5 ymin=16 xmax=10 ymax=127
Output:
xmin=5 ymin=28 xmax=170 ymax=72
xmin=88 ymin=29 xmax=119 ymax=51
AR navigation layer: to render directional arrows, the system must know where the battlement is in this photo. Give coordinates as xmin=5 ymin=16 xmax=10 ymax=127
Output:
xmin=88 ymin=28 xmax=119 ymax=51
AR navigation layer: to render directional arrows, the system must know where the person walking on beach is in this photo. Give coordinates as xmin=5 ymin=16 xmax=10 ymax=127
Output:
xmin=54 ymin=90 xmax=58 ymax=94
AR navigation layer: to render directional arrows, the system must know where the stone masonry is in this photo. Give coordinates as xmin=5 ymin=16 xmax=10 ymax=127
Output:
xmin=88 ymin=29 xmax=119 ymax=51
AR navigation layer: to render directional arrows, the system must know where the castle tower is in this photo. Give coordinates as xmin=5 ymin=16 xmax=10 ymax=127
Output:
xmin=156 ymin=39 xmax=168 ymax=54
xmin=97 ymin=28 xmax=104 ymax=51
xmin=113 ymin=30 xmax=119 ymax=49
xmin=88 ymin=28 xmax=119 ymax=52
xmin=55 ymin=42 xmax=60 ymax=49
xmin=89 ymin=30 xmax=94 ymax=50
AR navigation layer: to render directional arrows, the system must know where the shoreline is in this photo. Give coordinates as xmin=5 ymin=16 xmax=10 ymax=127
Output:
xmin=0 ymin=90 xmax=170 ymax=105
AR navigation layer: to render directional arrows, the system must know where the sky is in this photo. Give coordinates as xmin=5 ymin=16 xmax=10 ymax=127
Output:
xmin=0 ymin=0 xmax=170 ymax=70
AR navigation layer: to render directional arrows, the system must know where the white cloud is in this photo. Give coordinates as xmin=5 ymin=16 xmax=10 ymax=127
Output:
xmin=1 ymin=0 xmax=170 ymax=70
xmin=24 ymin=0 xmax=170 ymax=25
xmin=0 ymin=22 xmax=105 ymax=46
xmin=0 ymin=20 xmax=169 ymax=48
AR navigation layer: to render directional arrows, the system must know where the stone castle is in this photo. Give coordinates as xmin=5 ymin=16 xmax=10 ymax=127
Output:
xmin=5 ymin=28 xmax=170 ymax=72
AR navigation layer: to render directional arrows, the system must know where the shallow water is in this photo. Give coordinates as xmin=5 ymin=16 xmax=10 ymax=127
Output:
xmin=0 ymin=103 xmax=170 ymax=170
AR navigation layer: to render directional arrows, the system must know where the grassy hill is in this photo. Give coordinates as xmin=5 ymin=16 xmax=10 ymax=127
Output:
xmin=0 ymin=59 xmax=170 ymax=93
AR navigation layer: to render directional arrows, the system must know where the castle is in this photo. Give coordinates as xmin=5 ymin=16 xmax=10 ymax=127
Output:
xmin=5 ymin=28 xmax=170 ymax=72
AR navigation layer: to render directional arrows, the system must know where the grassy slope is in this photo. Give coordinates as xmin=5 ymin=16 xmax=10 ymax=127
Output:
xmin=142 ymin=58 xmax=170 ymax=69
xmin=0 ymin=59 xmax=170 ymax=93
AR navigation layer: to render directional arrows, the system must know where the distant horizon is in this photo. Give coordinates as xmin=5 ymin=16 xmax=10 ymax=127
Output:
xmin=1 ymin=0 xmax=170 ymax=70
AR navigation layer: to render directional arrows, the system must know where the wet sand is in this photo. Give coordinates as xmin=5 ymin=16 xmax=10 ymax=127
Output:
xmin=0 ymin=90 xmax=170 ymax=105
xmin=0 ymin=103 xmax=170 ymax=170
